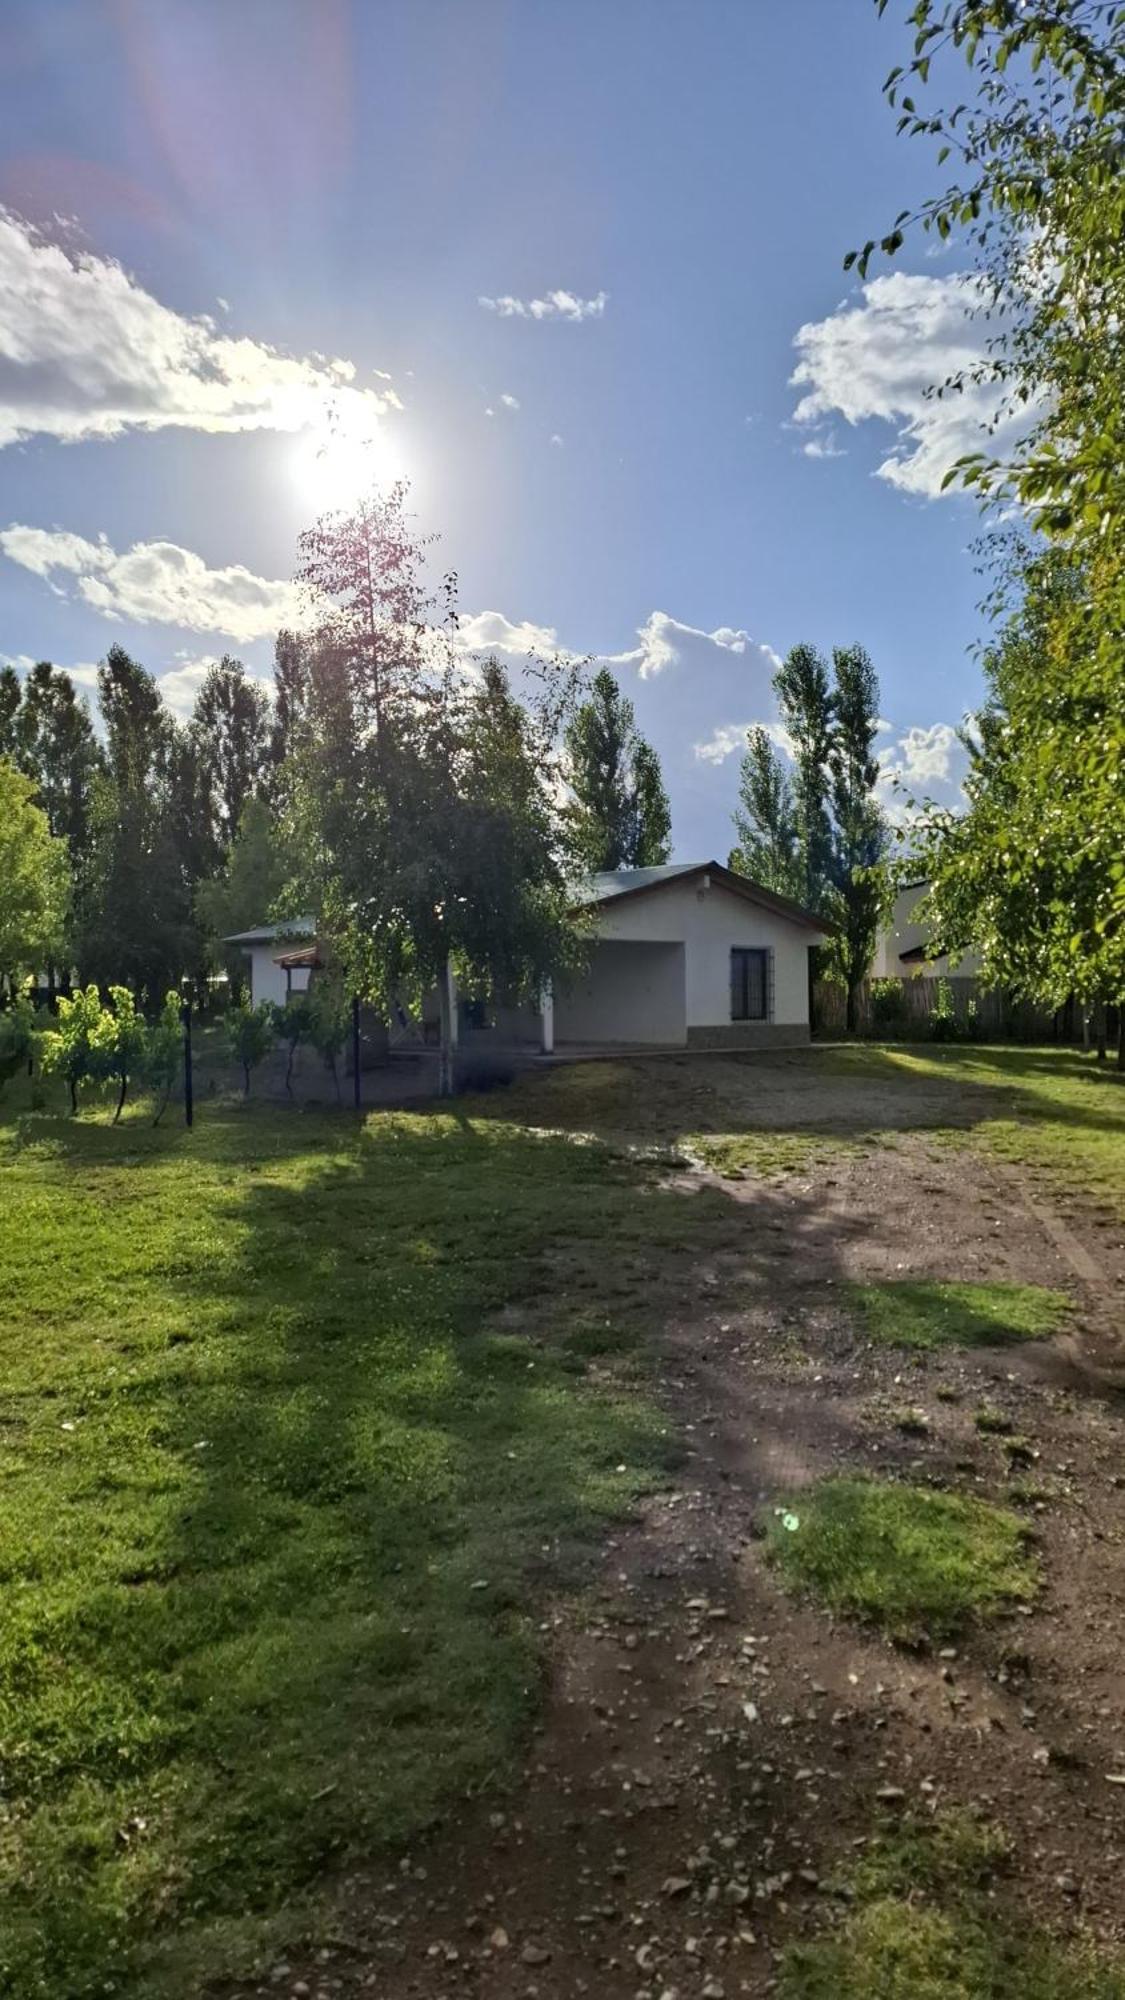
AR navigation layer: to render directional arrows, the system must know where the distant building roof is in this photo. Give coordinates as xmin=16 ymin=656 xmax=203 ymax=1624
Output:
xmin=221 ymin=918 xmax=315 ymax=946
xmin=574 ymin=861 xmax=825 ymax=932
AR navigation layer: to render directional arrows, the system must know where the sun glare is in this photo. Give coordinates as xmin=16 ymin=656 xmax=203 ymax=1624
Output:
xmin=291 ymin=418 xmax=405 ymax=514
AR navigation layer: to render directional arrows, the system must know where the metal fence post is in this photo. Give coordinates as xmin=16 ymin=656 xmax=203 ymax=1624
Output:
xmin=180 ymin=1000 xmax=194 ymax=1129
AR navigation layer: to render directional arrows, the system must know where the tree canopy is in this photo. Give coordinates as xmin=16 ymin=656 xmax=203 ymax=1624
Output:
xmin=869 ymin=1 xmax=1125 ymax=1022
xmin=0 ymin=759 xmax=70 ymax=984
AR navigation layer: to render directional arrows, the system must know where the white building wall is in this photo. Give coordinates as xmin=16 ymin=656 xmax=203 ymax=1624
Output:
xmin=593 ymin=877 xmax=817 ymax=1028
xmin=555 ymin=941 xmax=686 ymax=1045
xmin=871 ymin=884 xmax=982 ymax=979
xmin=248 ymin=948 xmax=310 ymax=1009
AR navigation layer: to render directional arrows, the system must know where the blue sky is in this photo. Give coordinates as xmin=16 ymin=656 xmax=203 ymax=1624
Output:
xmin=0 ymin=0 xmax=999 ymax=857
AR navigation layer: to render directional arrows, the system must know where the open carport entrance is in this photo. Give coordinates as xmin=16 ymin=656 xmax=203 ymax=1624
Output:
xmin=553 ymin=940 xmax=687 ymax=1048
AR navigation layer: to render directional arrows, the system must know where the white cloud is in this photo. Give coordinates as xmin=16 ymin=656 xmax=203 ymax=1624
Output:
xmin=478 ymin=289 xmax=607 ymax=322
xmin=693 ymin=719 xmax=795 ymax=766
xmin=0 ymin=206 xmax=400 ymax=450
xmin=456 ymin=610 xmax=570 ymax=659
xmin=606 ymin=610 xmax=781 ymax=682
xmin=790 ymin=271 xmax=1028 ymax=499
xmin=499 ymin=392 xmax=520 ymax=410
xmin=0 ymin=524 xmax=305 ymax=643
xmin=549 ymin=432 xmax=564 ymax=447
xmin=801 ymin=430 xmax=846 ymax=460
xmin=876 ymin=721 xmax=969 ymax=824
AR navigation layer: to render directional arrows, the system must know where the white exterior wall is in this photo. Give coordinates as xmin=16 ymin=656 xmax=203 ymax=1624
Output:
xmin=555 ymin=941 xmax=686 ymax=1045
xmin=871 ymin=884 xmax=982 ymax=980
xmin=248 ymin=947 xmax=310 ymax=1010
xmin=592 ymin=877 xmax=816 ymax=1028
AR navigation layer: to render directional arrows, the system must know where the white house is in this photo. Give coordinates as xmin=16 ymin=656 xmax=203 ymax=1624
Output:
xmin=222 ymin=919 xmax=316 ymax=1009
xmin=869 ymin=880 xmax=982 ymax=980
xmin=225 ymin=864 xmax=825 ymax=1052
xmin=545 ymin=863 xmax=825 ymax=1050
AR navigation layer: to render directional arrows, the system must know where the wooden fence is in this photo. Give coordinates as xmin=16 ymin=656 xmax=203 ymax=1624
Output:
xmin=811 ymin=975 xmax=1070 ymax=1042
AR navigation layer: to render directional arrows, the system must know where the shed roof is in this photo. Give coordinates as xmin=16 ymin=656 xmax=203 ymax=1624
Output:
xmin=221 ymin=917 xmax=315 ymax=946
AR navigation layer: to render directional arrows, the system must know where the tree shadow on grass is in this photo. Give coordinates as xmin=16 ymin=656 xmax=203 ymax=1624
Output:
xmin=0 ymin=1100 xmax=866 ymax=1998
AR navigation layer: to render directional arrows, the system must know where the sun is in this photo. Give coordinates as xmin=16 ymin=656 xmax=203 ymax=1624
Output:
xmin=291 ymin=415 xmax=405 ymax=514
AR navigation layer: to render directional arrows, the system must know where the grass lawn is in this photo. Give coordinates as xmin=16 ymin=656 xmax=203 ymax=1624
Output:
xmin=766 ymin=1476 xmax=1040 ymax=1643
xmin=781 ymin=1814 xmax=1125 ymax=2000
xmin=0 ymin=1082 xmax=742 ymax=2000
xmin=846 ymin=1278 xmax=1072 ymax=1349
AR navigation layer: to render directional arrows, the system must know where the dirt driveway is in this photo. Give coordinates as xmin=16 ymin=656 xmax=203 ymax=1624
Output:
xmin=231 ymin=1052 xmax=1125 ymax=2000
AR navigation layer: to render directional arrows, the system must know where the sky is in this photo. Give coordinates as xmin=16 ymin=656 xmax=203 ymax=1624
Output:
xmin=0 ymin=0 xmax=1005 ymax=859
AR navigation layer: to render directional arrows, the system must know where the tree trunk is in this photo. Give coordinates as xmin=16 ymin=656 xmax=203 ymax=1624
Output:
xmin=243 ymin=1062 xmax=251 ymax=1095
xmin=1117 ymin=1007 xmax=1125 ymax=1068
xmin=437 ymin=958 xmax=457 ymax=1099
xmin=1095 ymin=999 xmax=1108 ymax=1062
xmin=112 ymin=1073 xmax=128 ymax=1124
xmin=69 ymin=1077 xmax=77 ymax=1115
xmin=845 ymin=982 xmax=858 ymax=1035
xmin=285 ymin=1044 xmax=295 ymax=1097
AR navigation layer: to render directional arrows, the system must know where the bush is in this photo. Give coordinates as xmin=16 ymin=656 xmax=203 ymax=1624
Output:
xmin=0 ymin=988 xmax=38 ymax=1094
xmin=143 ymin=992 xmax=183 ymax=1124
xmin=869 ymin=977 xmax=908 ymax=1030
xmin=927 ymin=977 xmax=968 ymax=1042
xmin=224 ymin=1003 xmax=275 ymax=1094
xmin=38 ymin=986 xmax=109 ymax=1115
xmin=308 ymin=976 xmax=350 ymax=1102
xmin=271 ymin=994 xmax=314 ymax=1097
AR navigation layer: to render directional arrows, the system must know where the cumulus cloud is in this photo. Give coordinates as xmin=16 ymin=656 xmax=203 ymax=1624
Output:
xmin=0 ymin=206 xmax=399 ymax=449
xmin=499 ymin=392 xmax=520 ymax=410
xmin=606 ymin=611 xmax=781 ymax=683
xmin=478 ymin=289 xmax=607 ymax=322
xmin=877 ymin=721 xmax=969 ymax=824
xmin=456 ymin=609 xmax=572 ymax=659
xmin=693 ymin=719 xmax=795 ymax=766
xmin=790 ymin=271 xmax=1028 ymax=498
xmin=0 ymin=525 xmax=305 ymax=643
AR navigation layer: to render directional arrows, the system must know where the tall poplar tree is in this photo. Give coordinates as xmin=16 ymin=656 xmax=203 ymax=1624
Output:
xmin=564 ymin=668 xmax=672 ymax=873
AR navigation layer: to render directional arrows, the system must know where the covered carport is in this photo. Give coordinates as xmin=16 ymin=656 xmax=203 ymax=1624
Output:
xmin=553 ymin=939 xmax=687 ymax=1048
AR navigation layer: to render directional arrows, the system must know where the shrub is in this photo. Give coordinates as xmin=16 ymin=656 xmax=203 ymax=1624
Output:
xmin=38 ymin=985 xmax=110 ymax=1115
xmin=870 ymin=977 xmax=907 ymax=1030
xmin=927 ymin=977 xmax=968 ymax=1042
xmin=271 ymin=993 xmax=314 ymax=1097
xmin=224 ymin=1002 xmax=275 ymax=1094
xmin=308 ymin=975 xmax=350 ymax=1102
xmin=0 ymin=988 xmax=38 ymax=1094
xmin=98 ymin=986 xmax=148 ymax=1123
xmin=143 ymin=991 xmax=183 ymax=1124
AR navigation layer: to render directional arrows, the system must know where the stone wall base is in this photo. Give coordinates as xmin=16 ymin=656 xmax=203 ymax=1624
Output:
xmin=685 ymin=1023 xmax=811 ymax=1051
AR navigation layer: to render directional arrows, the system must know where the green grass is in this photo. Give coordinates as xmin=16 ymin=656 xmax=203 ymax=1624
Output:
xmin=0 ymin=1085 xmax=746 ymax=2000
xmin=848 ymin=1279 xmax=1072 ymax=1350
xmin=781 ymin=1814 xmax=1125 ymax=2000
xmin=766 ymin=1477 xmax=1039 ymax=1642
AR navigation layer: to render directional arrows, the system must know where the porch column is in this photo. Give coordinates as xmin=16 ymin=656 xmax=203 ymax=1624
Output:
xmin=437 ymin=956 xmax=459 ymax=1098
xmin=443 ymin=958 xmax=460 ymax=1047
xmin=540 ymin=980 xmax=554 ymax=1055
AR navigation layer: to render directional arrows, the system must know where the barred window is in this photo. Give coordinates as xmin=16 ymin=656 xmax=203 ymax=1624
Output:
xmin=730 ymin=947 xmax=769 ymax=1021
